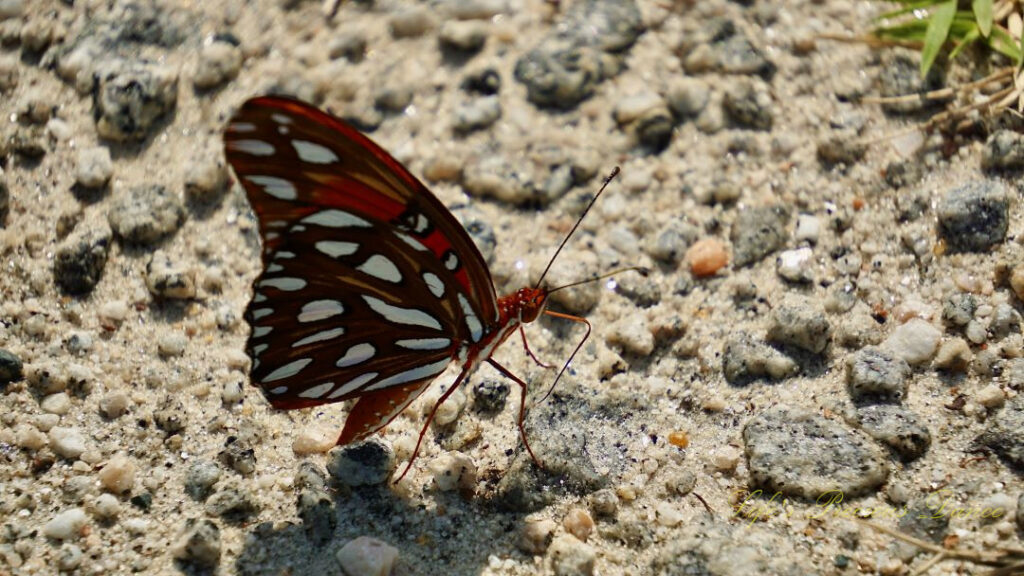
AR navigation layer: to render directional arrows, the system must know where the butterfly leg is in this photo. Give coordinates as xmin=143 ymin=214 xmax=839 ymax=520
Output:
xmin=538 ymin=310 xmax=591 ymax=403
xmin=486 ymin=358 xmax=543 ymax=470
xmin=394 ymin=366 xmax=472 ymax=484
xmin=519 ymin=326 xmax=553 ymax=369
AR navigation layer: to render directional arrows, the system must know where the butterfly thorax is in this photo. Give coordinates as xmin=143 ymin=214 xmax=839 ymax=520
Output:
xmin=498 ymin=287 xmax=548 ymax=325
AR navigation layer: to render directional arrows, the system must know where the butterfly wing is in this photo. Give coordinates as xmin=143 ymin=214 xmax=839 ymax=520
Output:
xmin=225 ymin=96 xmax=497 ymax=441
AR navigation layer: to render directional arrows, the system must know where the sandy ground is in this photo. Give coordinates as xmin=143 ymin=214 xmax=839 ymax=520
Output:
xmin=0 ymin=0 xmax=1023 ymax=574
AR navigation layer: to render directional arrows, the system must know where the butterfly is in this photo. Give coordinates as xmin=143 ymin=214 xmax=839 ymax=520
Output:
xmin=224 ymin=96 xmax=624 ymax=479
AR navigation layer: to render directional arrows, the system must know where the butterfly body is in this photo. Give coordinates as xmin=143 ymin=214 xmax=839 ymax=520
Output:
xmin=225 ymin=96 xmax=559 ymax=463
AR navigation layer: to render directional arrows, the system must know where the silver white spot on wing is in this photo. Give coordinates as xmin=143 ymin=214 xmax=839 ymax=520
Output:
xmin=414 ymin=213 xmax=429 ymax=233
xmin=269 ymin=385 xmax=288 ymax=394
xmin=444 ymin=252 xmax=459 ymax=271
xmin=298 ymin=300 xmax=344 ymax=323
xmin=336 ymin=343 xmax=376 ymax=368
xmin=395 ymin=337 xmax=451 ymax=350
xmin=365 ymin=358 xmax=450 ymax=390
xmin=262 ymin=358 xmax=313 ymax=382
xmin=252 ymin=292 xmax=267 ymax=303
xmin=275 ymin=251 xmax=296 ymax=259
xmin=292 ymin=140 xmax=339 ymax=164
xmin=251 ymin=308 xmax=273 ymax=320
xmin=363 ymin=296 xmax=442 ymax=330
xmin=395 ymin=232 xmax=428 ymax=252
xmin=357 ymin=254 xmax=402 ymax=283
xmin=265 ymin=263 xmax=284 ymax=273
xmin=252 ymin=326 xmax=272 ymax=338
xmin=259 ymin=277 xmax=307 ymax=291
xmin=328 ymin=372 xmax=378 ymax=398
xmin=252 ymin=343 xmax=268 ymax=356
xmin=271 ymin=113 xmax=292 ymax=125
xmin=298 ymin=381 xmax=335 ymax=399
xmin=302 ymin=210 xmax=371 ymax=228
xmin=292 ymin=327 xmax=345 ymax=348
xmin=422 ymin=272 xmax=444 ymax=298
xmin=245 ymin=176 xmax=296 ymax=200
xmin=230 ymin=122 xmax=256 ymax=133
xmin=458 ymin=293 xmax=483 ymax=342
xmin=229 ymin=139 xmax=274 ymax=156
xmin=315 ymin=241 xmax=359 ymax=258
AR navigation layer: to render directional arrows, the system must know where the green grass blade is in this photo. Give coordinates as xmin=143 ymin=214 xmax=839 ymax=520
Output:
xmin=949 ymin=24 xmax=981 ymax=60
xmin=985 ymin=25 xmax=1024 ymax=64
xmin=921 ymin=0 xmax=957 ymax=76
xmin=972 ymin=0 xmax=993 ymax=37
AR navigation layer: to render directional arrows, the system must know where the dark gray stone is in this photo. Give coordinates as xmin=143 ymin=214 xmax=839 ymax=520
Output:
xmin=297 ymin=488 xmax=335 ymax=545
xmin=722 ymin=332 xmax=798 ymax=385
xmin=982 ymin=129 xmax=1024 ymax=171
xmin=173 ymin=518 xmax=220 ymax=569
xmin=936 ymin=180 xmax=1008 ymax=253
xmin=107 ymin=185 xmax=185 ymax=245
xmin=93 ymin=59 xmax=178 ymax=141
xmin=730 ymin=204 xmax=789 ymax=267
xmin=877 ymin=52 xmax=946 ymax=114
xmin=723 ymin=79 xmax=773 ymax=131
xmin=219 ymin=436 xmax=256 ymax=477
xmin=205 ymin=480 xmax=260 ymax=521
xmin=184 ymin=460 xmax=221 ymax=501
xmin=53 ymin=223 xmax=112 ymax=294
xmin=0 ymin=349 xmax=23 ymax=384
xmin=472 ymin=378 xmax=509 ymax=414
xmin=766 ymin=296 xmax=832 ymax=354
xmin=898 ymin=499 xmax=950 ymax=543
xmin=885 ymin=159 xmax=923 ymax=189
xmin=743 ymin=406 xmax=889 ymax=499
xmin=846 ymin=346 xmax=911 ymax=402
xmin=854 ymin=404 xmax=931 ymax=460
xmin=976 ymin=396 xmax=1024 ymax=472
xmin=326 ymin=437 xmax=395 ymax=486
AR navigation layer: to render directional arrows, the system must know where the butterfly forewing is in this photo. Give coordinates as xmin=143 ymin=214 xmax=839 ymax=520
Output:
xmin=225 ymin=96 xmax=499 ymax=439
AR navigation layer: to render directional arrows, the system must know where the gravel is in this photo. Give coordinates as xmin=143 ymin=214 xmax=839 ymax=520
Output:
xmin=936 ymin=180 xmax=1009 ymax=253
xmin=326 ymin=438 xmax=395 ymax=486
xmin=107 ymin=184 xmax=186 ymax=245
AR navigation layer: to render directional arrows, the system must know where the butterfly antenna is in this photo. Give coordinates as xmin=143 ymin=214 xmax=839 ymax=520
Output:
xmin=533 ymin=167 xmax=620 ymax=290
xmin=547 ymin=266 xmax=649 ymax=294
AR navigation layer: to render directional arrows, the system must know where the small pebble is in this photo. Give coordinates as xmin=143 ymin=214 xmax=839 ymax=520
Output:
xmin=776 ymin=247 xmax=813 ymax=283
xmin=472 ymin=379 xmax=509 ymax=413
xmin=147 ymin=252 xmax=196 ymax=300
xmin=193 ymin=40 xmax=242 ymax=89
xmin=41 ymin=392 xmax=72 ymax=415
xmin=976 ymin=384 xmax=1006 ymax=409
xmin=428 ymin=451 xmax=477 ymax=492
xmin=936 ymin=180 xmax=1008 ymax=253
xmin=157 ymin=332 xmax=188 ymax=358
xmin=124 ymin=518 xmax=150 ymax=536
xmin=43 ymin=508 xmax=87 ymax=540
xmin=327 ymin=438 xmax=395 ymax=486
xmin=75 ymin=146 xmax=113 ymax=189
xmin=885 ymin=318 xmax=941 ymax=365
xmin=686 ymin=237 xmax=728 ymax=277
xmin=794 ymin=214 xmax=821 ymax=244
xmin=292 ymin=426 xmax=335 ymax=455
xmin=548 ymin=533 xmax=596 ymax=576
xmin=711 ymin=445 xmax=741 ymax=471
xmin=846 ymin=346 xmax=911 ymax=401
xmin=49 ymin=427 xmax=87 ymax=459
xmin=184 ymin=155 xmax=228 ymax=202
xmin=15 ymin=423 xmax=47 ymax=450
xmin=933 ymin=338 xmax=971 ymax=372
xmin=562 ymin=508 xmax=594 ymax=542
xmin=171 ymin=518 xmax=221 ymax=569
xmin=518 ymin=518 xmax=556 ymax=554
xmin=589 ymin=489 xmax=618 ymax=517
xmin=98 ymin=455 xmax=136 ymax=494
xmin=184 ymin=460 xmax=221 ymax=501
xmin=99 ymin=391 xmax=130 ymax=419
xmin=389 ymin=6 xmax=435 ymax=38
xmin=91 ymin=493 xmax=120 ymax=519
xmin=0 ymin=348 xmax=23 ymax=384
xmin=336 ymin=536 xmax=399 ymax=576
xmin=606 ymin=316 xmax=654 ymax=356
xmin=220 ymin=380 xmax=244 ymax=404
xmin=98 ymin=301 xmax=130 ymax=326
xmin=439 ymin=20 xmax=488 ymax=53
xmin=205 ymin=481 xmax=259 ymax=520
xmin=433 ymin=387 xmax=467 ymax=427
xmin=219 ymin=436 xmax=256 ymax=476
xmin=655 ymin=501 xmax=682 ymax=527
xmin=767 ymin=296 xmax=832 ymax=354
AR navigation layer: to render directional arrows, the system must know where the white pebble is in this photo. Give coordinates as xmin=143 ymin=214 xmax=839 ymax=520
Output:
xmin=427 ymin=452 xmax=476 ymax=492
xmin=43 ymin=508 xmax=87 ymax=540
xmin=123 ymin=519 xmax=149 ymax=536
xmin=655 ymin=501 xmax=683 ymax=527
xmin=292 ymin=426 xmax=335 ymax=455
xmin=711 ymin=445 xmax=741 ymax=472
xmin=776 ymin=247 xmax=814 ymax=283
xmin=98 ymin=301 xmax=130 ymax=324
xmin=795 ymin=214 xmax=821 ymax=243
xmin=884 ymin=318 xmax=941 ymax=365
xmin=40 ymin=392 xmax=72 ymax=415
xmin=221 ymin=380 xmax=245 ymax=404
xmin=336 ymin=536 xmax=399 ymax=576
xmin=157 ymin=332 xmax=187 ymax=357
xmin=49 ymin=427 xmax=87 ymax=459
xmin=433 ymin=388 xmax=466 ymax=427
xmin=14 ymin=423 xmax=47 ymax=450
xmin=606 ymin=316 xmax=654 ymax=356
xmin=549 ymin=534 xmax=596 ymax=576
xmin=92 ymin=493 xmax=121 ymax=519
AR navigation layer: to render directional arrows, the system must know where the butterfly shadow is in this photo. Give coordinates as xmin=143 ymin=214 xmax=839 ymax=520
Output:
xmin=232 ymin=477 xmax=535 ymax=576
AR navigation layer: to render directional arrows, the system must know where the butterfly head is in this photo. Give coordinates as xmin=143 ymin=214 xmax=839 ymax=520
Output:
xmin=516 ymin=287 xmax=549 ymax=323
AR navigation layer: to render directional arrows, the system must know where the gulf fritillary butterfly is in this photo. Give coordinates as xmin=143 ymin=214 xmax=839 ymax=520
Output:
xmin=224 ymin=96 xmax=624 ymax=479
